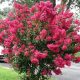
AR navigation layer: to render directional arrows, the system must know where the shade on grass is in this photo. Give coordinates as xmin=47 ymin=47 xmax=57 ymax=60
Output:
xmin=0 ymin=66 xmax=18 ymax=80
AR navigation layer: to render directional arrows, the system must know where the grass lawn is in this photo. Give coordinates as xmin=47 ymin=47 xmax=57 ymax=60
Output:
xmin=0 ymin=66 xmax=19 ymax=80
xmin=0 ymin=66 xmax=56 ymax=80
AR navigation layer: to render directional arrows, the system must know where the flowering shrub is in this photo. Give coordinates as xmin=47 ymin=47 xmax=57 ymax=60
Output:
xmin=0 ymin=1 xmax=80 ymax=80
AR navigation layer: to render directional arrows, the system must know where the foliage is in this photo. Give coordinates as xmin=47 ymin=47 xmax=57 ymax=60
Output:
xmin=17 ymin=0 xmax=80 ymax=9
xmin=0 ymin=1 xmax=80 ymax=80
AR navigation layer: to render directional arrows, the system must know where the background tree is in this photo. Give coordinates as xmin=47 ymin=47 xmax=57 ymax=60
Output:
xmin=0 ymin=0 xmax=80 ymax=10
xmin=0 ymin=0 xmax=13 ymax=18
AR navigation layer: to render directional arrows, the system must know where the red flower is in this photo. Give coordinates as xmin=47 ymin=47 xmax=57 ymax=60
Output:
xmin=40 ymin=29 xmax=47 ymax=39
xmin=47 ymin=44 xmax=59 ymax=52
xmin=24 ymin=51 xmax=29 ymax=57
xmin=62 ymin=45 xmax=67 ymax=51
xmin=74 ymin=57 xmax=80 ymax=63
xmin=64 ymin=54 xmax=72 ymax=60
xmin=41 ymin=69 xmax=47 ymax=75
xmin=64 ymin=38 xmax=72 ymax=45
xmin=31 ymin=58 xmax=39 ymax=65
xmin=54 ymin=68 xmax=62 ymax=75
xmin=4 ymin=58 xmax=9 ymax=63
xmin=54 ymin=56 xmax=65 ymax=68
xmin=0 ymin=35 xmax=2 ymax=43
xmin=46 ymin=36 xmax=52 ymax=41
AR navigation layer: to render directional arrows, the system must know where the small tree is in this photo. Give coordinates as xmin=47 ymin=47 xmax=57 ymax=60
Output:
xmin=0 ymin=0 xmax=80 ymax=80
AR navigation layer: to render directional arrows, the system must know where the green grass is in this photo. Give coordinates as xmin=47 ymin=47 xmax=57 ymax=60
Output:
xmin=0 ymin=66 xmax=19 ymax=80
xmin=0 ymin=66 xmax=56 ymax=80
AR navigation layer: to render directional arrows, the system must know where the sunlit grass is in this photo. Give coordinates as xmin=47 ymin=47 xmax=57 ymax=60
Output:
xmin=0 ymin=66 xmax=19 ymax=80
xmin=0 ymin=66 xmax=57 ymax=80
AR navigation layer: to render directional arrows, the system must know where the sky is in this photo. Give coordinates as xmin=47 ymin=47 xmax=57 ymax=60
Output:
xmin=0 ymin=46 xmax=3 ymax=55
xmin=0 ymin=0 xmax=13 ymax=11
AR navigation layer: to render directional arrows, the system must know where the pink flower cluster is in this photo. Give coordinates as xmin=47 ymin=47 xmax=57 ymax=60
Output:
xmin=0 ymin=1 xmax=80 ymax=76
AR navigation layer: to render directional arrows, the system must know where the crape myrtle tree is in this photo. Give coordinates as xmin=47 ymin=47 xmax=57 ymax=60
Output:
xmin=0 ymin=0 xmax=80 ymax=80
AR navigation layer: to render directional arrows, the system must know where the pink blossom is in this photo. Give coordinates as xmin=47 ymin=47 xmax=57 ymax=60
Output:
xmin=74 ymin=19 xmax=80 ymax=25
xmin=64 ymin=38 xmax=72 ymax=45
xmin=31 ymin=58 xmax=39 ymax=65
xmin=47 ymin=44 xmax=59 ymax=52
xmin=4 ymin=58 xmax=9 ymax=63
xmin=0 ymin=24 xmax=4 ymax=29
xmin=54 ymin=68 xmax=62 ymax=75
xmin=46 ymin=36 xmax=52 ymax=41
xmin=64 ymin=54 xmax=72 ymax=60
xmin=9 ymin=28 xmax=17 ymax=34
xmin=34 ymin=50 xmax=47 ymax=59
xmin=54 ymin=56 xmax=65 ymax=68
xmin=15 ymin=51 xmax=20 ymax=56
xmin=56 ymin=39 xmax=64 ymax=45
xmin=30 ymin=5 xmax=36 ymax=13
xmin=35 ymin=36 xmax=40 ymax=40
xmin=40 ymin=29 xmax=47 ymax=39
xmin=74 ymin=46 xmax=80 ymax=52
xmin=41 ymin=69 xmax=47 ymax=75
xmin=62 ymin=45 xmax=67 ymax=51
xmin=52 ymin=33 xmax=60 ymax=40
xmin=24 ymin=51 xmax=29 ymax=57
xmin=60 ymin=29 xmax=66 ymax=38
xmin=0 ymin=35 xmax=2 ymax=43
xmin=27 ymin=21 xmax=32 ymax=28
xmin=73 ymin=35 xmax=80 ymax=43
xmin=14 ymin=2 xmax=23 ymax=9
xmin=63 ymin=10 xmax=73 ymax=18
xmin=2 ymin=49 xmax=12 ymax=54
xmin=39 ymin=12 xmax=47 ymax=21
xmin=4 ymin=39 xmax=11 ymax=48
xmin=65 ymin=61 xmax=71 ymax=66
xmin=74 ymin=57 xmax=80 ymax=63
xmin=40 ymin=53 xmax=48 ymax=59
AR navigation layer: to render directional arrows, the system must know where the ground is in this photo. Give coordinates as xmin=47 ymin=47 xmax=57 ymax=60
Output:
xmin=56 ymin=63 xmax=80 ymax=80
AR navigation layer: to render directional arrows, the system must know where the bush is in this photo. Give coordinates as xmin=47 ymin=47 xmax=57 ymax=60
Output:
xmin=0 ymin=1 xmax=80 ymax=80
